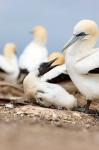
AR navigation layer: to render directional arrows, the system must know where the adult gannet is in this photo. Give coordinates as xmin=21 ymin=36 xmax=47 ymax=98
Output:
xmin=19 ymin=25 xmax=48 ymax=73
xmin=41 ymin=52 xmax=77 ymax=94
xmin=62 ymin=19 xmax=99 ymax=113
xmin=23 ymin=72 xmax=77 ymax=109
xmin=0 ymin=43 xmax=19 ymax=83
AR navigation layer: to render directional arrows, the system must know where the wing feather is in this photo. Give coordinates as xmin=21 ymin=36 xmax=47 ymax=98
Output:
xmin=74 ymin=49 xmax=99 ymax=75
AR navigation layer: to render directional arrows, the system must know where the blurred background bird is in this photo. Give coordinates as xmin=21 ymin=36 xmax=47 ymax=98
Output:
xmin=0 ymin=43 xmax=19 ymax=83
xmin=19 ymin=25 xmax=48 ymax=72
xmin=18 ymin=25 xmax=48 ymax=82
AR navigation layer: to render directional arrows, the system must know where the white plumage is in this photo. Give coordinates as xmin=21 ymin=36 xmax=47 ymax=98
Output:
xmin=41 ymin=64 xmax=67 ymax=81
xmin=66 ymin=49 xmax=99 ymax=100
xmin=41 ymin=52 xmax=77 ymax=94
xmin=23 ymin=72 xmax=77 ymax=109
xmin=62 ymin=19 xmax=99 ymax=111
xmin=19 ymin=26 xmax=48 ymax=72
xmin=0 ymin=43 xmax=19 ymax=83
xmin=19 ymin=42 xmax=48 ymax=72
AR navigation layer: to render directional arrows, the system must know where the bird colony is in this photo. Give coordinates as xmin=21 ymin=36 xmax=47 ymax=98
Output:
xmin=1 ymin=20 xmax=99 ymax=115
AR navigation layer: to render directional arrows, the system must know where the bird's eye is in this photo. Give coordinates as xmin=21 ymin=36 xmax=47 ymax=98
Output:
xmin=75 ymin=32 xmax=87 ymax=37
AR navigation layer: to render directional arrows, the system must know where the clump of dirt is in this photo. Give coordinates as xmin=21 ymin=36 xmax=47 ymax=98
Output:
xmin=0 ymin=105 xmax=99 ymax=129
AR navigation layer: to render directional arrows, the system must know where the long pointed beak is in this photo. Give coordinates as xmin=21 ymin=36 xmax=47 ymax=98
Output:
xmin=62 ymin=35 xmax=80 ymax=52
xmin=38 ymin=58 xmax=58 ymax=76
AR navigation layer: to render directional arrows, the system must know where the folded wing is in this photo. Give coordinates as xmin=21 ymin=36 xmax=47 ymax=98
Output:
xmin=74 ymin=49 xmax=99 ymax=74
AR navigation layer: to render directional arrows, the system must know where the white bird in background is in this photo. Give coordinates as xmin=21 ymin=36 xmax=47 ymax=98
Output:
xmin=19 ymin=25 xmax=48 ymax=73
xmin=41 ymin=52 xmax=77 ymax=94
xmin=62 ymin=19 xmax=99 ymax=113
xmin=23 ymin=71 xmax=77 ymax=109
xmin=0 ymin=43 xmax=19 ymax=83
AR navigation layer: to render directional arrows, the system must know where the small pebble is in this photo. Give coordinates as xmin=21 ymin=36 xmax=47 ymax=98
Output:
xmin=5 ymin=103 xmax=14 ymax=109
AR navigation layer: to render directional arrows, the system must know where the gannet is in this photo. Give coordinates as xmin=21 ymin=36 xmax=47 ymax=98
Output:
xmin=41 ymin=52 xmax=77 ymax=94
xmin=19 ymin=25 xmax=48 ymax=73
xmin=0 ymin=43 xmax=19 ymax=83
xmin=62 ymin=19 xmax=99 ymax=113
xmin=23 ymin=72 xmax=77 ymax=109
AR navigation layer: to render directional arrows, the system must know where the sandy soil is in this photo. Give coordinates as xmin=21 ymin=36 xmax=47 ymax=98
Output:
xmin=0 ymin=82 xmax=99 ymax=150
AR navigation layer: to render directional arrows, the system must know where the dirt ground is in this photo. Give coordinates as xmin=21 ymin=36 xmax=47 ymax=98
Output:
xmin=0 ymin=82 xmax=99 ymax=150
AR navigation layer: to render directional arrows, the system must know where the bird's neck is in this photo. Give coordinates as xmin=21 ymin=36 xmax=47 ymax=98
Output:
xmin=33 ymin=39 xmax=46 ymax=47
xmin=4 ymin=53 xmax=16 ymax=59
xmin=67 ymin=42 xmax=96 ymax=61
xmin=28 ymin=73 xmax=40 ymax=86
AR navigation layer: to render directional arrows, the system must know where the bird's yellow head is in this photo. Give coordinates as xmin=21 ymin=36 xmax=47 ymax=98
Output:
xmin=48 ymin=52 xmax=65 ymax=66
xmin=62 ymin=20 xmax=99 ymax=52
xmin=31 ymin=25 xmax=47 ymax=45
xmin=3 ymin=43 xmax=16 ymax=57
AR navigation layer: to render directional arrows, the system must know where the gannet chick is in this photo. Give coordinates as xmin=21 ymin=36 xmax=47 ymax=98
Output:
xmin=62 ymin=19 xmax=99 ymax=113
xmin=23 ymin=72 xmax=77 ymax=109
xmin=19 ymin=25 xmax=48 ymax=73
xmin=0 ymin=43 xmax=19 ymax=83
xmin=41 ymin=51 xmax=77 ymax=94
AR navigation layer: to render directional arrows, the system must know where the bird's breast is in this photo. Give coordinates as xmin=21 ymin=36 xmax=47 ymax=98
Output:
xmin=66 ymin=56 xmax=99 ymax=99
